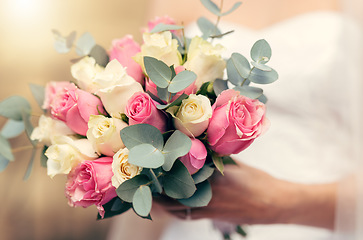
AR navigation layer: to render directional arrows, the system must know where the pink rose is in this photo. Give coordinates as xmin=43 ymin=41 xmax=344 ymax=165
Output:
xmin=145 ymin=66 xmax=196 ymax=103
xmin=125 ymin=92 xmax=167 ymax=132
xmin=109 ymin=35 xmax=144 ymax=85
xmin=207 ymin=89 xmax=269 ymax=156
xmin=147 ymin=16 xmax=179 ymax=35
xmin=65 ymin=157 xmax=117 ymax=219
xmin=42 ymin=81 xmax=77 ymax=110
xmin=180 ymin=138 xmax=207 ymax=174
xmin=50 ymin=87 xmax=105 ymax=136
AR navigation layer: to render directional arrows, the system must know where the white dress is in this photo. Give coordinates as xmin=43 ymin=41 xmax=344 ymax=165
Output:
xmin=108 ymin=11 xmax=363 ymax=240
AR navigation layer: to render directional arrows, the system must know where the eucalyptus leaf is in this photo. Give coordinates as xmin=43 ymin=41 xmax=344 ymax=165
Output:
xmin=156 ymin=93 xmax=188 ymax=110
xmin=168 ymin=70 xmax=197 ymax=93
xmin=120 ymin=124 xmax=164 ymax=150
xmin=129 ymin=144 xmax=165 ymax=169
xmin=23 ymin=147 xmax=36 ymax=180
xmin=40 ymin=146 xmax=48 ymax=168
xmin=52 ymin=29 xmax=71 ymax=54
xmin=258 ymin=94 xmax=268 ymax=104
xmin=1 ymin=119 xmax=25 ymax=139
xmin=248 ymin=68 xmax=278 ymax=84
xmin=212 ymin=153 xmax=224 ymax=175
xmin=157 ymin=86 xmax=169 ymax=102
xmin=148 ymin=169 xmax=163 ymax=194
xmin=97 ymin=197 xmax=132 ymax=220
xmin=132 ymin=185 xmax=152 ymax=217
xmin=227 ymin=53 xmax=251 ymax=86
xmin=233 ymin=85 xmax=263 ymax=99
xmin=29 ymin=83 xmax=45 ymax=110
xmin=178 ymin=180 xmax=212 ymax=207
xmin=0 ymin=96 xmax=31 ymax=121
xmin=150 ymin=23 xmax=184 ymax=33
xmin=251 ymin=61 xmax=272 ymax=71
xmin=89 ymin=44 xmax=109 ymax=67
xmin=76 ymin=32 xmax=96 ymax=56
xmin=144 ymin=56 xmax=172 ymax=88
xmin=220 ymin=2 xmax=242 ymax=16
xmin=163 ymin=160 xmax=196 ymax=199
xmin=116 ymin=174 xmax=150 ymax=202
xmin=162 ymin=130 xmax=192 ymax=171
xmin=0 ymin=135 xmax=14 ymax=161
xmin=251 ymin=39 xmax=271 ymax=64
xmin=200 ymin=0 xmax=221 ymax=16
xmin=192 ymin=165 xmax=215 ymax=184
xmin=197 ymin=17 xmax=221 ymax=39
xmin=213 ymin=79 xmax=228 ymax=96
xmin=0 ymin=155 xmax=9 ymax=172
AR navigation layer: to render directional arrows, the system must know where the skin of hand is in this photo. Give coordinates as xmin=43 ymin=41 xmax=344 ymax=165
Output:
xmin=156 ymin=161 xmax=337 ymax=230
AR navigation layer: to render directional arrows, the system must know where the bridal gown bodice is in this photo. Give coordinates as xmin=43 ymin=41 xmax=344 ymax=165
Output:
xmin=159 ymin=11 xmax=363 ymax=240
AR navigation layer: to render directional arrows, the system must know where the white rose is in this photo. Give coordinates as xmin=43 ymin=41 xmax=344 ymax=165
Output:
xmin=134 ymin=31 xmax=182 ymax=72
xmin=167 ymin=94 xmax=212 ymax=137
xmin=30 ymin=115 xmax=75 ymax=146
xmin=183 ymin=36 xmax=226 ymax=89
xmin=71 ymin=56 xmax=104 ymax=93
xmin=111 ymin=148 xmax=142 ymax=188
xmin=86 ymin=115 xmax=128 ymax=156
xmin=45 ymin=136 xmax=98 ymax=178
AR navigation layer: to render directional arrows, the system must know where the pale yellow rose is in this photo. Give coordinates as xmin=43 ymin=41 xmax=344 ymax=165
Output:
xmin=30 ymin=115 xmax=75 ymax=146
xmin=134 ymin=31 xmax=182 ymax=73
xmin=183 ymin=36 xmax=226 ymax=89
xmin=167 ymin=94 xmax=212 ymax=137
xmin=87 ymin=115 xmax=128 ymax=156
xmin=45 ymin=136 xmax=98 ymax=178
xmin=111 ymin=148 xmax=142 ymax=188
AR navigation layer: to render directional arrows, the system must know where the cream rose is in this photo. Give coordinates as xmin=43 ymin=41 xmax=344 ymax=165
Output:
xmin=111 ymin=148 xmax=142 ymax=188
xmin=45 ymin=136 xmax=98 ymax=178
xmin=134 ymin=31 xmax=182 ymax=73
xmin=167 ymin=94 xmax=212 ymax=137
xmin=86 ymin=115 xmax=128 ymax=156
xmin=183 ymin=36 xmax=226 ymax=89
xmin=30 ymin=115 xmax=75 ymax=146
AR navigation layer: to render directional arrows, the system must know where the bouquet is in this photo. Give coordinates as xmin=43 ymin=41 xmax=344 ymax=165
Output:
xmin=0 ymin=0 xmax=278 ymax=238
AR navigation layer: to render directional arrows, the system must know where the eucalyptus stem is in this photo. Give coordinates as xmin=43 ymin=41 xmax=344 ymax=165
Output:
xmin=12 ymin=145 xmax=41 ymax=153
xmin=212 ymin=0 xmax=224 ymax=40
xmin=241 ymin=67 xmax=255 ymax=86
xmin=149 ymin=169 xmax=163 ymax=193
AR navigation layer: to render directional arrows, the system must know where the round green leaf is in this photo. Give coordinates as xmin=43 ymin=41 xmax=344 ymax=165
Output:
xmin=250 ymin=61 xmax=272 ymax=72
xmin=248 ymin=68 xmax=278 ymax=84
xmin=116 ymin=174 xmax=150 ymax=202
xmin=144 ymin=56 xmax=172 ymax=88
xmin=213 ymin=79 xmax=228 ymax=96
xmin=234 ymin=85 xmax=263 ymax=99
xmin=251 ymin=39 xmax=271 ymax=64
xmin=132 ymin=185 xmax=152 ymax=217
xmin=192 ymin=165 xmax=215 ymax=184
xmin=168 ymin=70 xmax=197 ymax=93
xmin=162 ymin=130 xmax=192 ymax=171
xmin=200 ymin=0 xmax=221 ymax=16
xmin=178 ymin=181 xmax=212 ymax=207
xmin=0 ymin=96 xmax=31 ymax=121
xmin=227 ymin=53 xmax=251 ymax=86
xmin=0 ymin=155 xmax=9 ymax=172
xmin=89 ymin=44 xmax=109 ymax=67
xmin=150 ymin=23 xmax=184 ymax=33
xmin=197 ymin=17 xmax=221 ymax=39
xmin=1 ymin=119 xmax=25 ymax=139
xmin=120 ymin=124 xmax=164 ymax=150
xmin=129 ymin=144 xmax=165 ymax=169
xmin=76 ymin=32 xmax=96 ymax=56
xmin=163 ymin=160 xmax=196 ymax=199
xmin=220 ymin=2 xmax=242 ymax=16
xmin=0 ymin=135 xmax=13 ymax=161
xmin=52 ymin=29 xmax=72 ymax=54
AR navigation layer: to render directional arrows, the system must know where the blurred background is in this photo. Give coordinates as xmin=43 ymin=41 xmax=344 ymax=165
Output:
xmin=0 ymin=1 xmax=150 ymax=239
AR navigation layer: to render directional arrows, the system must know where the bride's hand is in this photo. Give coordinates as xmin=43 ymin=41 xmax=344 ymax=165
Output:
xmin=155 ymin=160 xmax=337 ymax=229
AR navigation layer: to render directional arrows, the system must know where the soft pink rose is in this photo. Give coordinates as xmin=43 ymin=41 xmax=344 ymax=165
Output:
xmin=147 ymin=16 xmax=179 ymax=35
xmin=125 ymin=92 xmax=167 ymax=132
xmin=50 ymin=88 xmax=105 ymax=136
xmin=145 ymin=66 xmax=196 ymax=102
xmin=42 ymin=81 xmax=77 ymax=110
xmin=207 ymin=89 xmax=269 ymax=156
xmin=109 ymin=35 xmax=144 ymax=85
xmin=180 ymin=138 xmax=207 ymax=174
xmin=65 ymin=157 xmax=117 ymax=219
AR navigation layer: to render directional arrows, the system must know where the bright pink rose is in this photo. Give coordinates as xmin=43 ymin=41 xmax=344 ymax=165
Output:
xmin=125 ymin=92 xmax=167 ymax=132
xmin=147 ymin=16 xmax=178 ymax=34
xmin=180 ymin=138 xmax=207 ymax=175
xmin=207 ymin=89 xmax=269 ymax=156
xmin=109 ymin=35 xmax=144 ymax=85
xmin=65 ymin=157 xmax=117 ymax=219
xmin=50 ymin=88 xmax=105 ymax=136
xmin=42 ymin=81 xmax=77 ymax=110
xmin=145 ymin=66 xmax=196 ymax=103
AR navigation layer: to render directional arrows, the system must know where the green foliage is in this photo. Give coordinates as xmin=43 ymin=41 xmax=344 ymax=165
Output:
xmin=227 ymin=53 xmax=251 ymax=85
xmin=163 ymin=160 xmax=196 ymax=199
xmin=212 ymin=153 xmax=224 ymax=175
xmin=51 ymin=30 xmax=76 ymax=54
xmin=76 ymin=32 xmax=96 ymax=56
xmin=213 ymin=79 xmax=228 ymax=96
xmin=144 ymin=56 xmax=172 ymax=88
xmin=120 ymin=124 xmax=164 ymax=150
xmin=156 ymin=93 xmax=188 ymax=110
xmin=249 ymin=68 xmax=278 ymax=84
xmin=0 ymin=135 xmax=14 ymax=161
xmin=251 ymin=39 xmax=271 ymax=64
xmin=0 ymin=155 xmax=9 ymax=172
xmin=40 ymin=146 xmax=48 ymax=168
xmin=192 ymin=165 xmax=215 ymax=184
xmin=236 ymin=225 xmax=248 ymax=237
xmin=132 ymin=185 xmax=152 ymax=217
xmin=200 ymin=0 xmax=242 ymax=17
xmin=162 ymin=130 xmax=192 ymax=171
xmin=234 ymin=86 xmax=263 ymax=99
xmin=97 ymin=197 xmax=132 ymax=220
xmin=0 ymin=96 xmax=31 ymax=121
xmin=150 ymin=23 xmax=184 ymax=33
xmin=116 ymin=174 xmax=150 ymax=202
xmin=89 ymin=44 xmax=109 ymax=67
xmin=178 ymin=180 xmax=212 ymax=207
xmin=197 ymin=17 xmax=221 ymax=39
xmin=168 ymin=70 xmax=197 ymax=93
xmin=0 ymin=119 xmax=25 ymax=139
xmin=129 ymin=144 xmax=165 ymax=168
